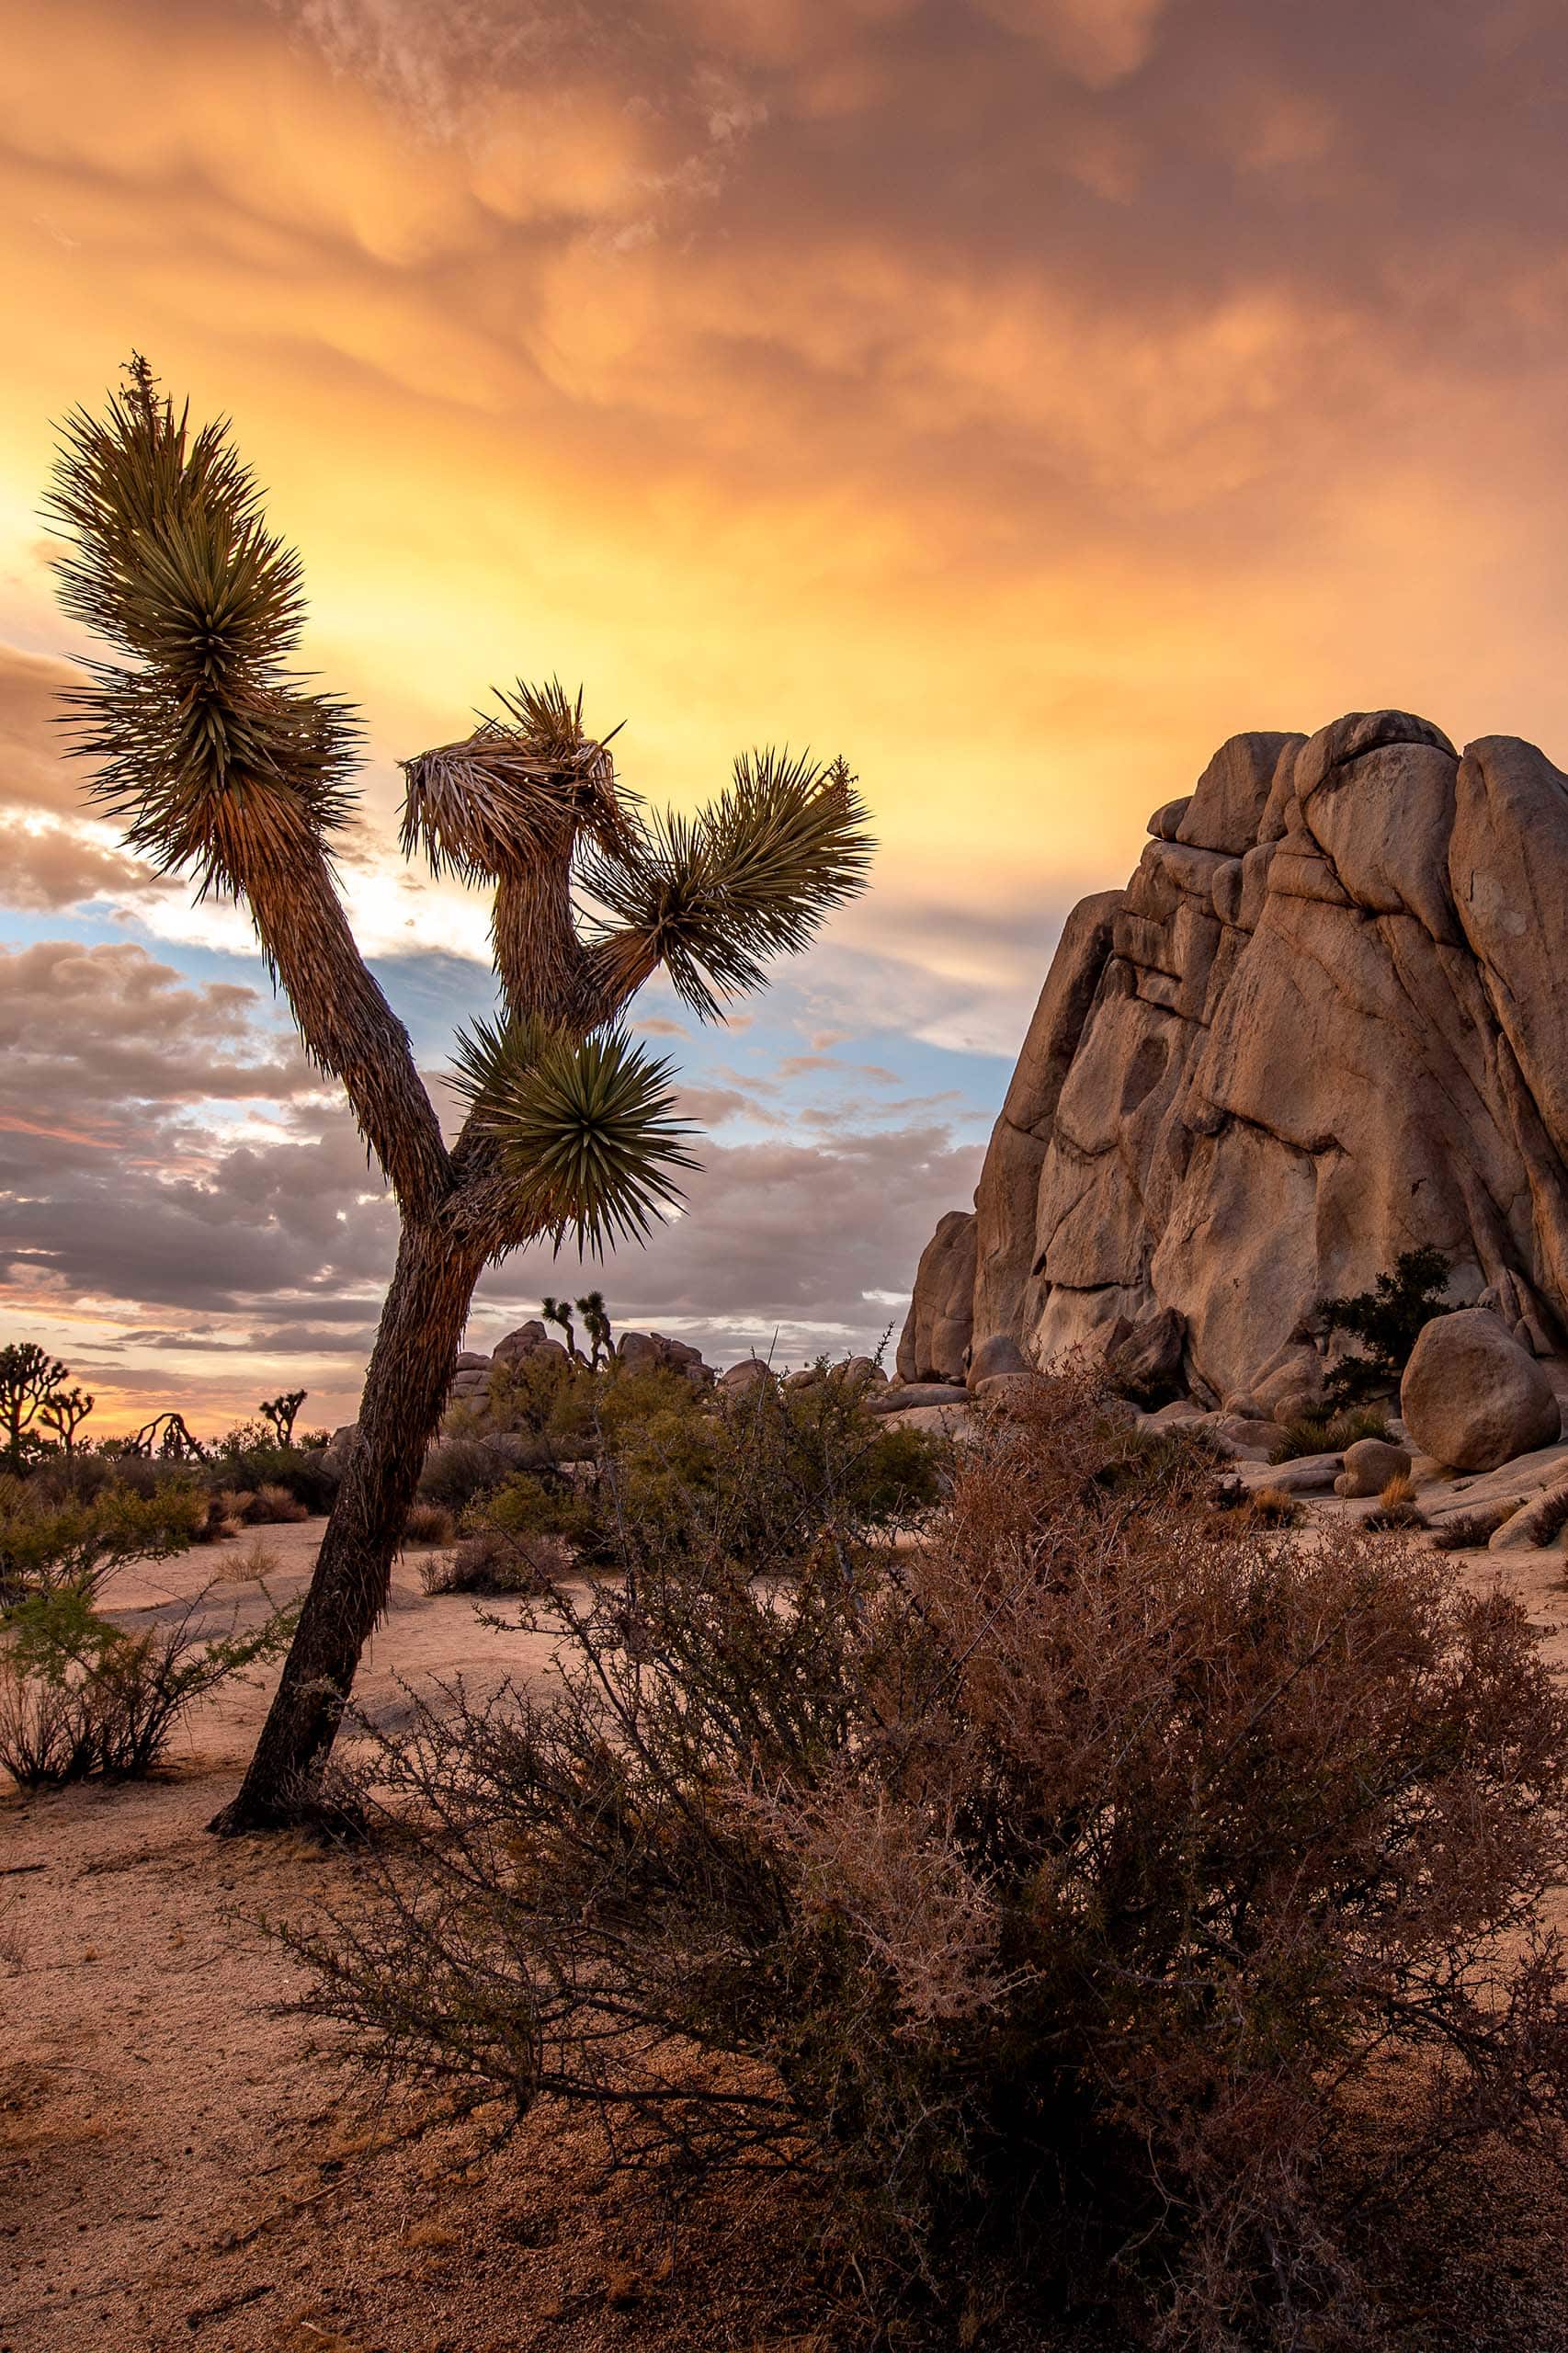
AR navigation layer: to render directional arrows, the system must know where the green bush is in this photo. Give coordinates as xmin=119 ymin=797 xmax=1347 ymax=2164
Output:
xmin=0 ymin=1478 xmax=201 ymax=1610
xmin=469 ymin=1365 xmax=947 ymax=1584
xmin=1270 ymin=1404 xmax=1392 ymax=1462
xmin=292 ymin=1366 xmax=1568 ymax=2348
xmin=206 ymin=1435 xmax=339 ymax=1513
xmin=0 ymin=1581 xmax=293 ymax=1786
xmin=1322 ymin=1244 xmax=1453 ymax=1407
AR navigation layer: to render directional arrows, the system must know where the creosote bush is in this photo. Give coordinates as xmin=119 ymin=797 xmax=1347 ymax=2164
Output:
xmin=0 ymin=1583 xmax=293 ymax=1786
xmin=472 ymin=1357 xmax=946 ymax=1586
xmin=0 ymin=1475 xmax=201 ymax=1608
xmin=288 ymin=1367 xmax=1568 ymax=2346
xmin=0 ymin=1478 xmax=294 ymax=1787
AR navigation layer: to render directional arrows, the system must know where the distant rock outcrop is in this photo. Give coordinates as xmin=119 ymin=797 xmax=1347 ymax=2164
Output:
xmin=903 ymin=711 xmax=1568 ymax=1405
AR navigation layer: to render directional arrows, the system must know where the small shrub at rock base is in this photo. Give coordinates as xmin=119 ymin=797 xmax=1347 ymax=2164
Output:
xmin=1365 ymin=1472 xmax=1427 ymax=1533
xmin=1429 ymin=1503 xmax=1517 ymax=1552
xmin=1528 ymin=1481 xmax=1568 ymax=1548
xmin=402 ymin=1501 xmax=456 ymax=1550
xmin=1244 ymin=1483 xmax=1306 ymax=1529
xmin=286 ymin=1365 xmax=1568 ymax=2348
xmin=1270 ymin=1404 xmax=1392 ymax=1462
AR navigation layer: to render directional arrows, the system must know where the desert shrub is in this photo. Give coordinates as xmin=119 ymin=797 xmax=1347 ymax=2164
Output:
xmin=0 ymin=1581 xmax=294 ymax=1786
xmin=1270 ymin=1404 xmax=1392 ymax=1462
xmin=416 ymin=1438 xmax=510 ymax=1513
xmin=1321 ymin=1245 xmax=1454 ymax=1408
xmin=1245 ymin=1482 xmax=1305 ymax=1529
xmin=245 ymin=1482 xmax=310 ymax=1526
xmin=0 ymin=1478 xmax=201 ymax=1609
xmin=462 ymin=1372 xmax=947 ymax=1587
xmin=1365 ymin=1472 xmax=1427 ymax=1533
xmin=23 ymin=1449 xmax=115 ymax=1507
xmin=288 ymin=1366 xmax=1568 ymax=2345
xmin=1428 ymin=1503 xmax=1517 ymax=1552
xmin=191 ymin=1494 xmax=241 ymax=1544
xmin=1528 ymin=1480 xmax=1568 ymax=1548
xmin=419 ymin=1525 xmax=562 ymax=1597
xmin=484 ymin=1348 xmax=599 ymax=1457
xmin=402 ymin=1501 xmax=456 ymax=1549
xmin=1206 ymin=1475 xmax=1305 ymax=1533
xmin=206 ymin=1436 xmax=338 ymax=1514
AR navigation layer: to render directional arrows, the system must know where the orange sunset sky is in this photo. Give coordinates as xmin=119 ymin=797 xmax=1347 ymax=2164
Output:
xmin=3 ymin=0 xmax=1568 ymax=1430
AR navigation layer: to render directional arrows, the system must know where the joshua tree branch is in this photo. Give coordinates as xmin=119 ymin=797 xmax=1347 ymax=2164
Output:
xmin=244 ymin=852 xmax=451 ymax=1220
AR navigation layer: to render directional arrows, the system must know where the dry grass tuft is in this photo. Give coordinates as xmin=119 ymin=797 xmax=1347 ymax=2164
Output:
xmin=1366 ymin=1471 xmax=1427 ymax=1532
xmin=401 ymin=1501 xmax=457 ymax=1551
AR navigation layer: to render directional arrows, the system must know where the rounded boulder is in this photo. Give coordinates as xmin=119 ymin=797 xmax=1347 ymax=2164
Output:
xmin=1400 ymin=1308 xmax=1561 ymax=1472
xmin=1335 ymin=1437 xmax=1413 ymax=1498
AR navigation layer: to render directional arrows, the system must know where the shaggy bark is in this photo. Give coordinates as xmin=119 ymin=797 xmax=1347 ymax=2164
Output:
xmin=210 ymin=1221 xmax=483 ymax=1834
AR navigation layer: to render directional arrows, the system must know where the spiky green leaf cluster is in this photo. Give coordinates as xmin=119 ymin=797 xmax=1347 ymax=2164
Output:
xmin=451 ymin=1017 xmax=698 ymax=1256
xmin=46 ymin=358 xmax=358 ymax=890
xmin=582 ymin=749 xmax=873 ymax=1017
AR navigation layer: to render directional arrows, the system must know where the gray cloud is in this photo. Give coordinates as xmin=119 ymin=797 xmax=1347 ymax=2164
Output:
xmin=471 ymin=1121 xmax=983 ymax=1366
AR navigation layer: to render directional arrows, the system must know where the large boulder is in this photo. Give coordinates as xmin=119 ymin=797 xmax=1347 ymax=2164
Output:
xmin=966 ymin=1333 xmax=1029 ymax=1390
xmin=903 ymin=713 xmax=1568 ymax=1406
xmin=718 ymin=1357 xmax=775 ymax=1397
xmin=1400 ymin=1307 xmax=1561 ymax=1472
xmin=868 ymin=1380 xmax=968 ymax=1414
xmin=492 ymin=1320 xmax=547 ymax=1366
xmin=1334 ymin=1437 xmax=1413 ymax=1498
xmin=897 ymin=1211 xmax=977 ymax=1383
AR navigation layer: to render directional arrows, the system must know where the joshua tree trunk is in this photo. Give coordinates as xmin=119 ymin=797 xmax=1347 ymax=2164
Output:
xmin=51 ymin=363 xmax=870 ymax=1835
xmin=209 ymin=1222 xmax=483 ymax=1833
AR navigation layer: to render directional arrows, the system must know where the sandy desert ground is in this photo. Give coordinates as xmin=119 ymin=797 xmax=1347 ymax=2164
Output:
xmin=1 ymin=1526 xmax=832 ymax=2353
xmin=8 ymin=1519 xmax=1568 ymax=2353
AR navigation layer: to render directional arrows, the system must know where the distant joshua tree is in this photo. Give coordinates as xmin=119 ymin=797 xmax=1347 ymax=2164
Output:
xmin=128 ymin=1410 xmax=210 ymax=1463
xmin=0 ymin=1343 xmax=70 ymax=1472
xmin=259 ymin=1389 xmax=308 ymax=1448
xmin=576 ymin=1289 xmax=612 ymax=1368
xmin=540 ymin=1295 xmax=579 ymax=1359
xmin=50 ymin=358 xmax=872 ymax=1833
xmin=39 ymin=1383 xmax=95 ymax=1454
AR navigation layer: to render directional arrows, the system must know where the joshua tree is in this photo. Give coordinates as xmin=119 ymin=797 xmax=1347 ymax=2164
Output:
xmin=259 ymin=1389 xmax=308 ymax=1448
xmin=0 ymin=1344 xmax=70 ymax=1472
xmin=39 ymin=1384 xmax=95 ymax=1455
xmin=128 ymin=1410 xmax=210 ymax=1463
xmin=49 ymin=358 xmax=872 ymax=1832
xmin=540 ymin=1295 xmax=579 ymax=1360
xmin=576 ymin=1289 xmax=612 ymax=1368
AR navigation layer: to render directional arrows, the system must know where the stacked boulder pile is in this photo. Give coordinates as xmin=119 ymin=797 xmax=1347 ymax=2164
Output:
xmin=445 ymin=1322 xmax=717 ymax=1434
xmin=896 ymin=706 xmax=1568 ymax=1528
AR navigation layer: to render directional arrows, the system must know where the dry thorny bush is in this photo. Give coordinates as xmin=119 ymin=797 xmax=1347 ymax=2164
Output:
xmin=287 ymin=1366 xmax=1568 ymax=2348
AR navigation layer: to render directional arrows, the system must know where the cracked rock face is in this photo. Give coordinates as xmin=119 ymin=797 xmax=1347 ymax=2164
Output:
xmin=902 ymin=712 xmax=1568 ymax=1404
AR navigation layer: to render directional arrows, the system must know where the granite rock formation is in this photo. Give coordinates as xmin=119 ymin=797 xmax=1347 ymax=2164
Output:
xmin=903 ymin=711 xmax=1568 ymax=1407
